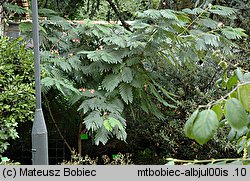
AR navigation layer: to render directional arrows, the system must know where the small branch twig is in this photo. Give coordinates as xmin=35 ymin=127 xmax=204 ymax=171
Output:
xmin=198 ymin=81 xmax=250 ymax=109
xmin=178 ymin=6 xmax=210 ymax=37
xmin=49 ymin=32 xmax=67 ymax=52
xmin=44 ymin=96 xmax=73 ymax=153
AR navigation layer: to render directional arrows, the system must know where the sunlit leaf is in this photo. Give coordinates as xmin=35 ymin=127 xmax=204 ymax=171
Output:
xmin=192 ymin=110 xmax=219 ymax=145
xmin=225 ymin=98 xmax=248 ymax=131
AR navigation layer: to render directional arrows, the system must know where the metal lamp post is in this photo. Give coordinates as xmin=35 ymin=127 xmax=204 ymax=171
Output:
xmin=31 ymin=0 xmax=49 ymax=165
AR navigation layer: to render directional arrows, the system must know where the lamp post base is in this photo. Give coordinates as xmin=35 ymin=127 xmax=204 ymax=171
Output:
xmin=32 ymin=108 xmax=49 ymax=165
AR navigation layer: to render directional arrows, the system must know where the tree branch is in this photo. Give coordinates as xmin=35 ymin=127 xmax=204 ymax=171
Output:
xmin=198 ymin=81 xmax=250 ymax=109
xmin=44 ymin=96 xmax=73 ymax=154
xmin=105 ymin=0 xmax=132 ymax=32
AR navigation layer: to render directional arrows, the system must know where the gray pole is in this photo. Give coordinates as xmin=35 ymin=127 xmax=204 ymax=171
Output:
xmin=31 ymin=0 xmax=49 ymax=165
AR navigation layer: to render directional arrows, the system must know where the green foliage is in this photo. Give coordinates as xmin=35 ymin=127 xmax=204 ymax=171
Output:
xmin=184 ymin=68 xmax=250 ymax=157
xmin=0 ymin=157 xmax=20 ymax=165
xmin=62 ymin=151 xmax=133 ymax=165
xmin=3 ymin=3 xmax=28 ymax=15
xmin=38 ymin=0 xmax=159 ymax=20
xmin=184 ymin=109 xmax=199 ymax=139
xmin=1 ymin=1 xmax=30 ymax=22
xmin=221 ymin=27 xmax=248 ymax=40
xmin=0 ymin=37 xmax=35 ymax=154
xmin=191 ymin=110 xmax=219 ymax=145
xmin=37 ymin=4 xmax=248 ymax=147
xmin=208 ymin=5 xmax=237 ymax=16
xmin=225 ymin=98 xmax=248 ymax=131
xmin=238 ymin=84 xmax=250 ymax=112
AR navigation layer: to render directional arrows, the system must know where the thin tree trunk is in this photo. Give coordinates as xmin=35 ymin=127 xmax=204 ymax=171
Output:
xmin=0 ymin=0 xmax=7 ymax=36
xmin=89 ymin=0 xmax=96 ymax=19
xmin=0 ymin=5 xmax=3 ymax=36
xmin=44 ymin=0 xmax=48 ymax=8
xmin=105 ymin=0 xmax=131 ymax=31
xmin=78 ymin=116 xmax=83 ymax=156
xmin=87 ymin=0 xmax=90 ymax=14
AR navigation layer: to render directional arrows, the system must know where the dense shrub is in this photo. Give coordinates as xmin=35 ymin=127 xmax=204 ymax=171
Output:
xmin=0 ymin=36 xmax=35 ymax=154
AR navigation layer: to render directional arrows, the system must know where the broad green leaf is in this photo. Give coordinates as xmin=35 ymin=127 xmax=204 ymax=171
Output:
xmin=236 ymin=127 xmax=249 ymax=139
xmin=126 ymin=57 xmax=141 ymax=66
xmin=107 ymin=99 xmax=124 ymax=113
xmin=225 ymin=98 xmax=248 ymax=131
xmin=68 ymin=56 xmax=81 ymax=70
xmin=94 ymin=24 xmax=113 ymax=36
xmin=212 ymin=104 xmax=223 ymax=121
xmin=227 ymin=74 xmax=238 ymax=90
xmin=247 ymin=130 xmax=250 ymax=139
xmin=229 ymin=91 xmax=238 ymax=99
xmin=184 ymin=109 xmax=199 ymax=139
xmin=227 ymin=128 xmax=236 ymax=141
xmin=238 ymin=84 xmax=250 ymax=112
xmin=236 ymin=68 xmax=244 ymax=82
xmin=243 ymin=73 xmax=250 ymax=82
xmin=108 ymin=117 xmax=123 ymax=130
xmin=103 ymin=117 xmax=126 ymax=141
xmin=192 ymin=110 xmax=219 ymax=145
xmin=236 ymin=136 xmax=247 ymax=153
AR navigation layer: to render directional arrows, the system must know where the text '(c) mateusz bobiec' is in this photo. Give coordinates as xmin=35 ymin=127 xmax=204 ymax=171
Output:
xmin=19 ymin=168 xmax=97 ymax=177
